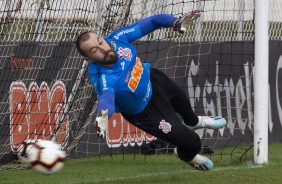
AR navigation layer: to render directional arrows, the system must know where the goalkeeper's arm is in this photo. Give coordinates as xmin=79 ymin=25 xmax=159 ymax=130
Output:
xmin=97 ymin=91 xmax=115 ymax=119
xmin=95 ymin=91 xmax=115 ymax=138
xmin=136 ymin=14 xmax=177 ymax=36
xmin=137 ymin=11 xmax=201 ymax=35
xmin=107 ymin=14 xmax=176 ymax=43
xmin=107 ymin=12 xmax=201 ymax=43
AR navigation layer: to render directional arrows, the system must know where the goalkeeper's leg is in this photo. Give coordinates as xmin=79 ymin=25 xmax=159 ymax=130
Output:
xmin=150 ymin=68 xmax=227 ymax=130
xmin=121 ymin=85 xmax=212 ymax=171
xmin=169 ymin=89 xmax=227 ymax=130
xmin=174 ymin=148 xmax=213 ymax=171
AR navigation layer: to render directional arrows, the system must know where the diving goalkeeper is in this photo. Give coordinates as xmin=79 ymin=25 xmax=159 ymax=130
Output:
xmin=76 ymin=11 xmax=227 ymax=171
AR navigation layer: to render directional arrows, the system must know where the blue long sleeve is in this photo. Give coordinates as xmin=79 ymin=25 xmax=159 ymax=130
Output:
xmin=137 ymin=14 xmax=177 ymax=36
xmin=106 ymin=14 xmax=177 ymax=43
xmin=97 ymin=91 xmax=115 ymax=118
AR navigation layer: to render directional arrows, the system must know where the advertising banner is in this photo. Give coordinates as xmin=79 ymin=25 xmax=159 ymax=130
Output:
xmin=1 ymin=41 xmax=282 ymax=161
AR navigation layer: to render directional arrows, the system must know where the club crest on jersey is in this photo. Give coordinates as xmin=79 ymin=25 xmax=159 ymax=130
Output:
xmin=117 ymin=47 xmax=132 ymax=61
xmin=159 ymin=120 xmax=172 ymax=134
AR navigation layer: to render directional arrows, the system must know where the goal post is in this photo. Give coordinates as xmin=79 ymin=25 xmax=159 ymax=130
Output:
xmin=254 ymin=0 xmax=269 ymax=164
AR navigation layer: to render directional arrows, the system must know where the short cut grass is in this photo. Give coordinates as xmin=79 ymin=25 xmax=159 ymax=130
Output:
xmin=1 ymin=144 xmax=282 ymax=184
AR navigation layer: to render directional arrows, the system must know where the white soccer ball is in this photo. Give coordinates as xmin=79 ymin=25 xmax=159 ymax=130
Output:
xmin=16 ymin=139 xmax=42 ymax=163
xmin=26 ymin=140 xmax=66 ymax=174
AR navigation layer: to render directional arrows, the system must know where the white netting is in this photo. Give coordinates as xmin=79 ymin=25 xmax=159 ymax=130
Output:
xmin=0 ymin=0 xmax=281 ymax=170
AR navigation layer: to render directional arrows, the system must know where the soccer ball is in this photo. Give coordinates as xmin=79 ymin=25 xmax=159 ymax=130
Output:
xmin=19 ymin=140 xmax=66 ymax=174
xmin=16 ymin=139 xmax=41 ymax=163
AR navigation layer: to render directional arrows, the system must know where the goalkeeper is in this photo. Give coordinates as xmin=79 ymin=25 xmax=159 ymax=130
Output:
xmin=76 ymin=11 xmax=227 ymax=171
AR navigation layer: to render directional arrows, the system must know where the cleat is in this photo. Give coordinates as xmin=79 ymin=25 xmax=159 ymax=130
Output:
xmin=191 ymin=116 xmax=227 ymax=130
xmin=189 ymin=154 xmax=213 ymax=171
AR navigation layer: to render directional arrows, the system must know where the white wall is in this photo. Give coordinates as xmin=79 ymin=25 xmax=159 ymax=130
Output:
xmin=0 ymin=0 xmax=280 ymax=22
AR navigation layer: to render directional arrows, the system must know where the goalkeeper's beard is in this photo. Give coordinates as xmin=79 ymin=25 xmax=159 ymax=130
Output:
xmin=96 ymin=50 xmax=118 ymax=66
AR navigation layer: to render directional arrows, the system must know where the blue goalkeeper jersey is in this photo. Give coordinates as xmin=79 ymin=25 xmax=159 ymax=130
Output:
xmin=88 ymin=14 xmax=176 ymax=117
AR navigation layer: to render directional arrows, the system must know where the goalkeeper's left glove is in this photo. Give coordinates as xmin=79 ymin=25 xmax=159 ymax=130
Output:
xmin=173 ymin=10 xmax=201 ymax=33
xmin=95 ymin=109 xmax=108 ymax=139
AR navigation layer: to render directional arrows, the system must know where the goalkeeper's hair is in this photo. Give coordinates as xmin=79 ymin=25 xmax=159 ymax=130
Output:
xmin=76 ymin=31 xmax=93 ymax=57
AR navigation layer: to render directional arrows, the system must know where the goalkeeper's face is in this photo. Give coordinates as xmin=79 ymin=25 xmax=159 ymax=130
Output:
xmin=82 ymin=33 xmax=118 ymax=67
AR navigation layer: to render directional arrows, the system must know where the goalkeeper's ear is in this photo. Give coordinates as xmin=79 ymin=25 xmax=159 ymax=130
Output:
xmin=84 ymin=56 xmax=91 ymax=62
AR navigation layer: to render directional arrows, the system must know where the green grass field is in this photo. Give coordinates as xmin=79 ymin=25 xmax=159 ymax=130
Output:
xmin=1 ymin=144 xmax=282 ymax=184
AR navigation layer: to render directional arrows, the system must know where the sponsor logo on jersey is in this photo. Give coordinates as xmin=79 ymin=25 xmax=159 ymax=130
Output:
xmin=128 ymin=57 xmax=143 ymax=92
xmin=117 ymin=47 xmax=132 ymax=61
xmin=125 ymin=71 xmax=130 ymax=83
xmin=101 ymin=75 xmax=108 ymax=90
xmin=109 ymin=41 xmax=116 ymax=51
xmin=113 ymin=28 xmax=135 ymax=39
xmin=159 ymin=120 xmax=172 ymax=134
xmin=143 ymin=81 xmax=151 ymax=101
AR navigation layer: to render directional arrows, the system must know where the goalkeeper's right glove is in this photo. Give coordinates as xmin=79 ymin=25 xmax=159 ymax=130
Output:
xmin=173 ymin=10 xmax=201 ymax=33
xmin=95 ymin=109 xmax=108 ymax=139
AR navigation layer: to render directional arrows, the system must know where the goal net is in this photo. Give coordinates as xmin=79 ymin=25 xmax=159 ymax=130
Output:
xmin=0 ymin=0 xmax=279 ymax=170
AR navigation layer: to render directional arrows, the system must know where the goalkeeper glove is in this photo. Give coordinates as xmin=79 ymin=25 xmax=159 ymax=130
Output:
xmin=173 ymin=10 xmax=201 ymax=33
xmin=95 ymin=109 xmax=108 ymax=139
